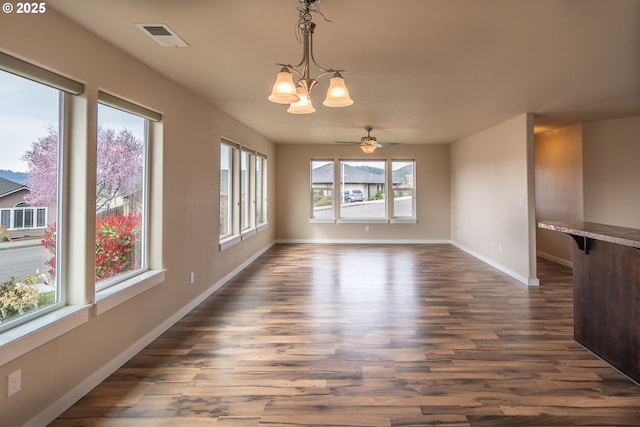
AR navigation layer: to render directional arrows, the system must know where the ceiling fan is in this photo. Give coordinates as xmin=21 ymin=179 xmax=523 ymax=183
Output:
xmin=335 ymin=127 xmax=402 ymax=153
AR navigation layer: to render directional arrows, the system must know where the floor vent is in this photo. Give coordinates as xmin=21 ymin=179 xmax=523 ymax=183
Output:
xmin=136 ymin=23 xmax=188 ymax=48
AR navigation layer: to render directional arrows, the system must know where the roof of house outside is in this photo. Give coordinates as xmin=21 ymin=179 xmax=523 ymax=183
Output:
xmin=0 ymin=177 xmax=28 ymax=198
xmin=312 ymin=163 xmax=413 ymax=185
xmin=312 ymin=163 xmax=386 ymax=185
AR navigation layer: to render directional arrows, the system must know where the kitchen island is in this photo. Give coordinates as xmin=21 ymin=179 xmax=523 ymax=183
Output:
xmin=538 ymin=220 xmax=640 ymax=384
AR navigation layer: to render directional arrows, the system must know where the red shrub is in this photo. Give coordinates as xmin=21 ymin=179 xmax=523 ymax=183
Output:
xmin=42 ymin=214 xmax=141 ymax=281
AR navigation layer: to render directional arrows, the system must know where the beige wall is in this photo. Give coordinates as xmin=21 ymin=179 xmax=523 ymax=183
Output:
xmin=533 ymin=116 xmax=640 ymax=266
xmin=1 ymin=9 xmax=276 ymax=427
xmin=450 ymin=114 xmax=537 ymax=284
xmin=275 ymin=143 xmax=451 ymax=242
xmin=583 ymin=116 xmax=640 ymax=229
xmin=534 ymin=124 xmax=583 ymax=266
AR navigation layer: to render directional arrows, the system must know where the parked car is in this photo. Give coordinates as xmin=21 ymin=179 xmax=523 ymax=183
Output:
xmin=343 ymin=189 xmax=364 ymax=202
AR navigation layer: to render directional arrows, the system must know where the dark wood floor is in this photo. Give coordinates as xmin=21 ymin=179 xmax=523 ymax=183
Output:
xmin=51 ymin=244 xmax=640 ymax=426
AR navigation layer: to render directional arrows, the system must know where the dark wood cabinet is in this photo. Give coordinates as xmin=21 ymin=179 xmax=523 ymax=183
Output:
xmin=539 ymin=221 xmax=640 ymax=384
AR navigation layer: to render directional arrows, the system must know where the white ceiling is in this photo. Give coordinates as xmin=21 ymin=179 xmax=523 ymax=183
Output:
xmin=50 ymin=0 xmax=640 ymax=145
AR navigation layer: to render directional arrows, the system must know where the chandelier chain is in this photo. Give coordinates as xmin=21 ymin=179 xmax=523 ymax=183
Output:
xmin=294 ymin=1 xmax=331 ymax=44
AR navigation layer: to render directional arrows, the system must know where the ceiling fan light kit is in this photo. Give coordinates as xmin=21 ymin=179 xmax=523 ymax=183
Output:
xmin=268 ymin=0 xmax=353 ymax=114
xmin=335 ymin=127 xmax=401 ymax=154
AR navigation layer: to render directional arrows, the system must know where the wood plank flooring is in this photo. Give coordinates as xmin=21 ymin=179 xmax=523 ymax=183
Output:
xmin=51 ymin=244 xmax=640 ymax=426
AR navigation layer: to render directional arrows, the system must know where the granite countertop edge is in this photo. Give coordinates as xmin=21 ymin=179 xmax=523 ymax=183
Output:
xmin=538 ymin=220 xmax=640 ymax=249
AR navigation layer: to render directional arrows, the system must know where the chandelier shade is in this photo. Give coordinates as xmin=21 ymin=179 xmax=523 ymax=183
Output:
xmin=267 ymin=68 xmax=300 ymax=104
xmin=268 ymin=0 xmax=353 ymax=114
xmin=287 ymin=86 xmax=316 ymax=114
xmin=323 ymin=72 xmax=353 ymax=107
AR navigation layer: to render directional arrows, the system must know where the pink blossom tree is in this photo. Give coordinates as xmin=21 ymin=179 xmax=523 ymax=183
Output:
xmin=21 ymin=125 xmax=58 ymax=207
xmin=22 ymin=126 xmax=143 ymax=209
xmin=95 ymin=127 xmax=144 ymax=212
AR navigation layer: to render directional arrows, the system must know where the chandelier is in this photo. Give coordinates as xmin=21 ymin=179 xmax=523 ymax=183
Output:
xmin=268 ymin=0 xmax=353 ymax=114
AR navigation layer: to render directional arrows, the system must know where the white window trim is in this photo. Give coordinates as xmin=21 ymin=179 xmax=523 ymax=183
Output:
xmin=219 ymin=234 xmax=241 ymax=251
xmin=310 ymin=159 xmax=335 ymax=221
xmin=390 ymin=159 xmax=417 ymax=221
xmin=309 ymin=218 xmax=336 ymax=224
xmin=337 ymin=218 xmax=390 ymax=224
xmin=241 ymin=227 xmax=257 ymax=239
xmin=390 ymin=218 xmax=418 ymax=224
xmin=220 ymin=140 xmax=267 ymax=247
xmin=94 ymin=95 xmax=161 ymax=295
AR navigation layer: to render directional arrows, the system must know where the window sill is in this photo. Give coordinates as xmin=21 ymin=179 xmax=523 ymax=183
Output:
xmin=257 ymin=223 xmax=269 ymax=232
xmin=95 ymin=269 xmax=166 ymax=315
xmin=0 ymin=304 xmax=91 ymax=366
xmin=309 ymin=218 xmax=336 ymax=224
xmin=219 ymin=234 xmax=241 ymax=251
xmin=241 ymin=228 xmax=257 ymax=239
xmin=337 ymin=218 xmax=389 ymax=224
xmin=390 ymin=218 xmax=418 ymax=224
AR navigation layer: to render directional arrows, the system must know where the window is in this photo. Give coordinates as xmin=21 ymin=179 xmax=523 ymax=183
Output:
xmin=95 ymin=101 xmax=148 ymax=291
xmin=0 ymin=69 xmax=63 ymax=330
xmin=219 ymin=141 xmax=267 ymax=248
xmin=219 ymin=143 xmax=234 ymax=239
xmin=309 ymin=159 xmax=417 ymax=223
xmin=240 ymin=150 xmax=251 ymax=231
xmin=311 ymin=160 xmax=334 ymax=221
xmin=256 ymin=155 xmax=267 ymax=226
xmin=339 ymin=160 xmax=386 ymax=219
xmin=392 ymin=160 xmax=415 ymax=220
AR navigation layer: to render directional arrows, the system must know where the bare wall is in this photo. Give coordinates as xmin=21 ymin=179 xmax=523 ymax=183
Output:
xmin=582 ymin=116 xmax=640 ymax=229
xmin=450 ymin=114 xmax=537 ymax=284
xmin=534 ymin=124 xmax=583 ymax=266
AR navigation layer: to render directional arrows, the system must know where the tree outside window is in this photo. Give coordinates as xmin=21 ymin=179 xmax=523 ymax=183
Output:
xmin=0 ymin=71 xmax=60 ymax=327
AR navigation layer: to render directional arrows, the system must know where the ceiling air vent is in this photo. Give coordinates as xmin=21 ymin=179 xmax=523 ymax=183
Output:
xmin=136 ymin=23 xmax=188 ymax=47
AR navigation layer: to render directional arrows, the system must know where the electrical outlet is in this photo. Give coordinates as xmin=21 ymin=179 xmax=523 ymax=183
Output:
xmin=189 ymin=272 xmax=195 ymax=285
xmin=365 ymin=226 xmax=369 ymax=232
xmin=8 ymin=369 xmax=21 ymax=397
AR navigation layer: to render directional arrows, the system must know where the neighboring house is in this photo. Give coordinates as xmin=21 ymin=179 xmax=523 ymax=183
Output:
xmin=0 ymin=176 xmax=52 ymax=239
xmin=312 ymin=163 xmax=411 ymax=200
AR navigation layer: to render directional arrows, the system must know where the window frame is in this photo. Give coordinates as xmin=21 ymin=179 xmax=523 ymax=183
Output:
xmin=0 ymin=74 xmax=67 ymax=332
xmin=94 ymin=97 xmax=151 ymax=293
xmin=86 ymin=93 xmax=164 ymax=313
xmin=390 ymin=159 xmax=417 ymax=223
xmin=308 ymin=158 xmax=417 ymax=224
xmin=240 ymin=149 xmax=253 ymax=233
xmin=310 ymin=159 xmax=336 ymax=223
xmin=338 ymin=159 xmax=388 ymax=223
xmin=219 ymin=142 xmax=235 ymax=240
xmin=219 ymin=140 xmax=267 ymax=250
xmin=255 ymin=154 xmax=267 ymax=227
xmin=0 ymin=53 xmax=165 ymax=358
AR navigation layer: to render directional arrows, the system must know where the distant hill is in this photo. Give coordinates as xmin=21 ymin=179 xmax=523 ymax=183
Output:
xmin=0 ymin=170 xmax=27 ymax=185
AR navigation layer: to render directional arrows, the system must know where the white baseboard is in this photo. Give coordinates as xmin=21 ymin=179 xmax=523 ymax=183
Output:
xmin=450 ymin=241 xmax=539 ymax=286
xmin=276 ymin=238 xmax=451 ymax=244
xmin=537 ymin=250 xmax=573 ymax=268
xmin=28 ymin=240 xmax=276 ymax=427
